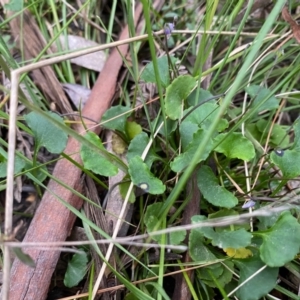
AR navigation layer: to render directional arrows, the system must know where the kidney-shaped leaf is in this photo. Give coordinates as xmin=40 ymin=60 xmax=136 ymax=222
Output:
xmin=235 ymin=256 xmax=278 ymax=300
xmin=197 ymin=166 xmax=238 ymax=208
xmin=144 ymin=202 xmax=163 ymax=234
xmin=192 ymin=215 xmax=251 ymax=249
xmin=245 ymin=85 xmax=279 ymax=112
xmin=80 ymin=132 xmax=118 ymax=177
xmin=140 ymin=56 xmax=178 ymax=88
xmin=171 ymin=129 xmax=214 ymax=172
xmin=101 ymin=105 xmax=131 ymax=133
xmin=127 ymin=132 xmax=157 ymax=169
xmin=0 ymin=155 xmax=26 ymax=178
xmin=128 ymin=156 xmax=165 ymax=194
xmin=165 ymin=75 xmax=196 ymax=120
xmin=25 ymin=111 xmax=68 ymax=154
xmin=189 ymin=232 xmax=216 ymax=262
xmin=214 ymin=132 xmax=255 ymax=161
xmin=183 ymin=102 xmax=228 ymax=132
xmin=270 ymin=149 xmax=300 ymax=178
xmin=64 ymin=250 xmax=89 ymax=288
xmin=292 ymin=117 xmax=300 ymax=151
xmin=211 ymin=229 xmax=252 ymax=249
xmin=258 ymin=212 xmax=300 ymax=267
xmin=144 ymin=202 xmax=186 ymax=243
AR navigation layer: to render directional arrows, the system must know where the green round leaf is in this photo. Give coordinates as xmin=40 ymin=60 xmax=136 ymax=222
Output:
xmin=211 ymin=229 xmax=252 ymax=249
xmin=270 ymin=149 xmax=300 ymax=178
xmin=64 ymin=251 xmax=89 ymax=288
xmin=189 ymin=232 xmax=216 ymax=262
xmin=140 ymin=56 xmax=178 ymax=88
xmin=144 ymin=202 xmax=163 ymax=241
xmin=0 ymin=155 xmax=25 ymax=178
xmin=127 ymin=132 xmax=157 ymax=169
xmin=101 ymin=105 xmax=131 ymax=133
xmin=235 ymin=256 xmax=278 ymax=300
xmin=258 ymin=212 xmax=300 ymax=267
xmin=128 ymin=156 xmax=165 ymax=194
xmin=292 ymin=118 xmax=300 ymax=150
xmin=171 ymin=129 xmax=214 ymax=172
xmin=125 ymin=121 xmax=142 ymax=140
xmin=80 ymin=132 xmax=118 ymax=177
xmin=25 ymin=111 xmax=68 ymax=154
xmin=165 ymin=75 xmax=196 ymax=120
xmin=197 ymin=166 xmax=238 ymax=208
xmin=245 ymin=85 xmax=279 ymax=112
xmin=214 ymin=132 xmax=255 ymax=161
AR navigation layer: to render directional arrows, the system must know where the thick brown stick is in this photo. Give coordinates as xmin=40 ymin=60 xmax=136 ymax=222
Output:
xmin=8 ymin=4 xmax=143 ymax=299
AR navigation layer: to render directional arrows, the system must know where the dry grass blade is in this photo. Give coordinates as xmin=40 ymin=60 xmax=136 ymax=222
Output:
xmin=8 ymin=9 xmax=73 ymax=114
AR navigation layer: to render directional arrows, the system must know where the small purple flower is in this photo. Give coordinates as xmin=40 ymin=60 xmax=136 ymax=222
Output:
xmin=242 ymin=199 xmax=256 ymax=209
xmin=164 ymin=22 xmax=175 ymax=39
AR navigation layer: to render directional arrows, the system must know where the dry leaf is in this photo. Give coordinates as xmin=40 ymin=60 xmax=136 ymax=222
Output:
xmin=62 ymin=83 xmax=91 ymax=109
xmin=282 ymin=6 xmax=300 ymax=44
xmin=59 ymin=35 xmax=107 ymax=71
xmin=224 ymin=247 xmax=253 ymax=258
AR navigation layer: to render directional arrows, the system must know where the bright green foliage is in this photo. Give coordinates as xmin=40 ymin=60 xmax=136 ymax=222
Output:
xmin=245 ymin=85 xmax=279 ymax=112
xmin=183 ymin=101 xmax=228 ymax=132
xmin=211 ymin=229 xmax=251 ymax=249
xmin=235 ymin=256 xmax=278 ymax=300
xmin=144 ymin=202 xmax=164 ymax=241
xmin=171 ymin=129 xmax=214 ymax=172
xmin=198 ymin=261 xmax=234 ymax=289
xmin=187 ymin=87 xmax=213 ymax=106
xmin=292 ymin=118 xmax=300 ymax=151
xmin=168 ymin=228 xmax=186 ymax=246
xmin=214 ymin=132 xmax=255 ymax=161
xmin=179 ymin=121 xmax=199 ymax=150
xmin=191 ymin=215 xmax=251 ymax=249
xmin=10 ymin=1 xmax=299 ymax=299
xmin=257 ymin=212 xmax=300 ymax=267
xmin=125 ymin=121 xmax=142 ymax=140
xmin=119 ymin=179 xmax=135 ymax=203
xmin=189 ymin=232 xmax=216 ymax=262
xmin=213 ymin=260 xmax=234 ymax=287
xmin=144 ymin=203 xmax=186 ymax=245
xmin=270 ymin=149 xmax=300 ymax=178
xmin=124 ymin=293 xmax=139 ymax=300
xmin=247 ymin=119 xmax=289 ymax=148
xmin=140 ymin=56 xmax=178 ymax=88
xmin=13 ymin=248 xmax=35 ymax=268
xmin=25 ymin=111 xmax=68 ymax=154
xmin=198 ymin=263 xmax=223 ymax=282
xmin=0 ymin=155 xmax=25 ymax=178
xmin=80 ymin=132 xmax=118 ymax=176
xmin=4 ymin=0 xmax=23 ymax=11
xmin=127 ymin=132 xmax=157 ymax=169
xmin=165 ymin=75 xmax=196 ymax=120
xmin=64 ymin=250 xmax=89 ymax=288
xmin=101 ymin=105 xmax=131 ymax=132
xmin=270 ymin=118 xmax=300 ymax=177
xmin=197 ymin=166 xmax=238 ymax=208
xmin=128 ymin=156 xmax=165 ymax=194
